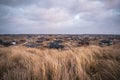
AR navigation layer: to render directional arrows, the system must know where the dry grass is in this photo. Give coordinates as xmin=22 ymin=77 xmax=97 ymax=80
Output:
xmin=0 ymin=45 xmax=120 ymax=80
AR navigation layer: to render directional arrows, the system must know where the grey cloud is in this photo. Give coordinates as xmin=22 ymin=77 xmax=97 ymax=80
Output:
xmin=0 ymin=5 xmax=9 ymax=17
xmin=0 ymin=0 xmax=39 ymax=6
xmin=0 ymin=0 xmax=120 ymax=34
xmin=101 ymin=0 xmax=120 ymax=10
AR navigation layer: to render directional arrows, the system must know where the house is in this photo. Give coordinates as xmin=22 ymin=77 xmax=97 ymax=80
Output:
xmin=48 ymin=41 xmax=64 ymax=49
xmin=11 ymin=41 xmax=16 ymax=45
xmin=99 ymin=39 xmax=114 ymax=46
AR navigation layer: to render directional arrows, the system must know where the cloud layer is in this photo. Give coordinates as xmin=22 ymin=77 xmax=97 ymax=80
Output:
xmin=0 ymin=0 xmax=120 ymax=34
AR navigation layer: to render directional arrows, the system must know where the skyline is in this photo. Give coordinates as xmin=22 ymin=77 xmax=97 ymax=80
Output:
xmin=0 ymin=0 xmax=120 ymax=34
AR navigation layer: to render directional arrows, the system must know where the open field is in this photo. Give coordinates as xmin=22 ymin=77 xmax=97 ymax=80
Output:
xmin=0 ymin=34 xmax=120 ymax=80
xmin=0 ymin=45 xmax=120 ymax=80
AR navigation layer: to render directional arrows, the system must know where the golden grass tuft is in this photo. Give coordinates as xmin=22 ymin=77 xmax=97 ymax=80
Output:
xmin=0 ymin=46 xmax=120 ymax=80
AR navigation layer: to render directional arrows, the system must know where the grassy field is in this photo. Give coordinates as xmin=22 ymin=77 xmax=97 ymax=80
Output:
xmin=0 ymin=45 xmax=120 ymax=80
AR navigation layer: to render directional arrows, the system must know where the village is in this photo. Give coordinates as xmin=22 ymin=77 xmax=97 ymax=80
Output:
xmin=0 ymin=34 xmax=120 ymax=49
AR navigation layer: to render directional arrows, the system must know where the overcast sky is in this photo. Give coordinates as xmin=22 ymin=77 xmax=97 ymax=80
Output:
xmin=0 ymin=0 xmax=120 ymax=34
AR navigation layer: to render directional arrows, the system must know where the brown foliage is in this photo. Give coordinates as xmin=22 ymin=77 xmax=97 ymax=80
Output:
xmin=0 ymin=46 xmax=120 ymax=80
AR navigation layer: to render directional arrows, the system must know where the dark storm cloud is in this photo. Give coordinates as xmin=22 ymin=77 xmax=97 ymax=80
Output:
xmin=0 ymin=0 xmax=120 ymax=34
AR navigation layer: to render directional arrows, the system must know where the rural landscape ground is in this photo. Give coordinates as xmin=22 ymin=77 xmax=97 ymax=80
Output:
xmin=0 ymin=34 xmax=120 ymax=80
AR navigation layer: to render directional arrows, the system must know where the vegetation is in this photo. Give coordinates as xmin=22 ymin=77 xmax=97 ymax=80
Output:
xmin=0 ymin=46 xmax=120 ymax=80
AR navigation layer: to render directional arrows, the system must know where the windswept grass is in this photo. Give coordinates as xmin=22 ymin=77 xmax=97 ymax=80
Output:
xmin=0 ymin=46 xmax=120 ymax=80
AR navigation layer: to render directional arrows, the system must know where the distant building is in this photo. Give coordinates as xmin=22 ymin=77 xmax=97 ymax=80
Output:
xmin=99 ymin=39 xmax=114 ymax=46
xmin=48 ymin=40 xmax=64 ymax=49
